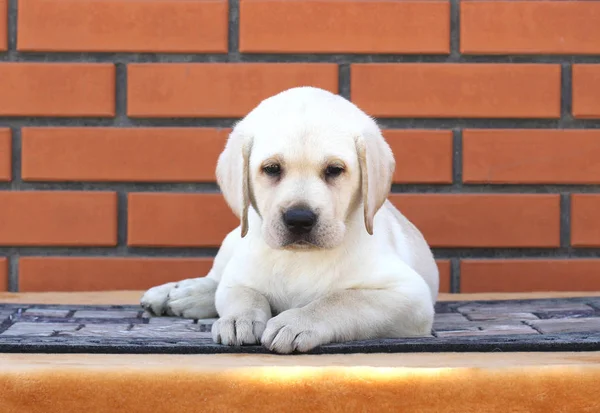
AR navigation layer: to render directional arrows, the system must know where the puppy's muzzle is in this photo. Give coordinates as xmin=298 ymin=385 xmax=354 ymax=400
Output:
xmin=282 ymin=207 xmax=317 ymax=235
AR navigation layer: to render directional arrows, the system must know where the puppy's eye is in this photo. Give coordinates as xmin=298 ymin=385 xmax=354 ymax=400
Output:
xmin=325 ymin=165 xmax=344 ymax=178
xmin=263 ymin=164 xmax=282 ymax=177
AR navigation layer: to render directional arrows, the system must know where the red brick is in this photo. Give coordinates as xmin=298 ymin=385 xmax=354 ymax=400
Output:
xmin=0 ymin=63 xmax=115 ymax=117
xmin=573 ymin=65 xmax=600 ymax=119
xmin=128 ymin=193 xmax=238 ymax=247
xmin=22 ymin=127 xmax=229 ymax=182
xmin=0 ymin=191 xmax=117 ymax=246
xmin=17 ymin=0 xmax=228 ymax=53
xmin=390 ymin=194 xmax=560 ymax=248
xmin=461 ymin=1 xmax=600 ymax=55
xmin=437 ymin=260 xmax=451 ymax=294
xmin=0 ymin=257 xmax=7 ymax=291
xmin=386 ymin=130 xmax=453 ymax=184
xmin=130 ymin=193 xmax=561 ymax=249
xmin=0 ymin=0 xmax=6 ymax=51
xmin=21 ymin=127 xmax=451 ymax=184
xmin=461 ymin=260 xmax=600 ymax=293
xmin=16 ymin=257 xmax=449 ymax=293
xmin=127 ymin=63 xmax=339 ymax=118
xmin=351 ymin=63 xmax=561 ymax=118
xmin=463 ymin=129 xmax=600 ymax=184
xmin=19 ymin=257 xmax=215 ymax=292
xmin=0 ymin=129 xmax=10 ymax=181
xmin=571 ymin=195 xmax=600 ymax=247
xmin=239 ymin=0 xmax=449 ymax=54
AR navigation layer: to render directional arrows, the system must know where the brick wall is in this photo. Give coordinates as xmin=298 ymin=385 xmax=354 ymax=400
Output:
xmin=1 ymin=0 xmax=600 ymax=294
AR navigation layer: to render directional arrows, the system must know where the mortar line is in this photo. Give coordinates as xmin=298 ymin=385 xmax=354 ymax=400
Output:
xmin=10 ymin=127 xmax=21 ymax=187
xmin=8 ymin=254 xmax=18 ymax=292
xmin=1 ymin=118 xmax=598 ymax=130
xmin=117 ymin=192 xmax=128 ymax=248
xmin=0 ymin=118 xmax=240 ymax=128
xmin=450 ymin=258 xmax=460 ymax=293
xmin=431 ymin=248 xmax=597 ymax=260
xmin=0 ymin=247 xmax=220 ymax=258
xmin=449 ymin=0 xmax=460 ymax=60
xmin=452 ymin=128 xmax=463 ymax=186
xmin=4 ymin=53 xmax=600 ymax=64
xmin=228 ymin=0 xmax=240 ymax=59
xmin=6 ymin=182 xmax=600 ymax=194
xmin=7 ymin=0 xmax=17 ymax=52
xmin=560 ymin=193 xmax=572 ymax=251
xmin=338 ymin=64 xmax=351 ymax=100
xmin=2 ymin=247 xmax=600 ymax=260
xmin=114 ymin=63 xmax=129 ymax=125
xmin=561 ymin=63 xmax=573 ymax=124
xmin=0 ymin=182 xmax=222 ymax=192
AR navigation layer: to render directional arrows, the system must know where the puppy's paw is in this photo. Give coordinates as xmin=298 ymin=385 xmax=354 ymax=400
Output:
xmin=140 ymin=278 xmax=218 ymax=319
xmin=140 ymin=282 xmax=178 ymax=316
xmin=261 ymin=309 xmax=329 ymax=354
xmin=166 ymin=277 xmax=218 ymax=319
xmin=212 ymin=310 xmax=269 ymax=346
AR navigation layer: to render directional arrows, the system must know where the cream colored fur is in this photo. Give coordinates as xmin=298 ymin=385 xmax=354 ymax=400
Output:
xmin=140 ymin=87 xmax=439 ymax=354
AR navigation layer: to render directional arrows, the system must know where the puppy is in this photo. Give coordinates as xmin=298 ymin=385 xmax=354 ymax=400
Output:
xmin=141 ymin=86 xmax=439 ymax=354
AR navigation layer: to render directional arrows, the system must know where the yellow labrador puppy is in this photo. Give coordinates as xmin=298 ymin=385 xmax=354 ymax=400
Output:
xmin=140 ymin=86 xmax=439 ymax=354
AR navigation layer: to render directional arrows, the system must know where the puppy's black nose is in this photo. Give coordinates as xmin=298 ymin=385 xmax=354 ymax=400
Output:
xmin=283 ymin=208 xmax=317 ymax=235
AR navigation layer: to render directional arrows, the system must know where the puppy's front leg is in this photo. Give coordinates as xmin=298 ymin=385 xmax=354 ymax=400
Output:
xmin=261 ymin=285 xmax=434 ymax=354
xmin=212 ymin=286 xmax=272 ymax=346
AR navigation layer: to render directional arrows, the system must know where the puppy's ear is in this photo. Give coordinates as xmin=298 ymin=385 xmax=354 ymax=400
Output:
xmin=355 ymin=127 xmax=395 ymax=235
xmin=216 ymin=128 xmax=254 ymax=238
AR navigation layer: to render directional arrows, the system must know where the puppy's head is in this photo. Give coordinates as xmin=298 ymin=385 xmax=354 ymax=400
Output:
xmin=216 ymin=87 xmax=395 ymax=250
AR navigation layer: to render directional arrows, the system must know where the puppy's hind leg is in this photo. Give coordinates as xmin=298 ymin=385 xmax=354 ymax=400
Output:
xmin=140 ymin=228 xmax=241 ymax=319
xmin=140 ymin=275 xmax=219 ymax=319
xmin=162 ymin=277 xmax=219 ymax=319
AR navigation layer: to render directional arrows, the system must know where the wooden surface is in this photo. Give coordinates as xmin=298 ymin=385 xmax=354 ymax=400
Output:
xmin=3 ymin=290 xmax=600 ymax=305
xmin=2 ymin=351 xmax=600 ymax=369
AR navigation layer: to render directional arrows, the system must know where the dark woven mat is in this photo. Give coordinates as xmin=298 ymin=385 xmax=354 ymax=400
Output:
xmin=2 ymin=297 xmax=600 ymax=354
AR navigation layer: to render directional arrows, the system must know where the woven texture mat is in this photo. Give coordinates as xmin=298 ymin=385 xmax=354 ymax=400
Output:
xmin=1 ymin=297 xmax=600 ymax=354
